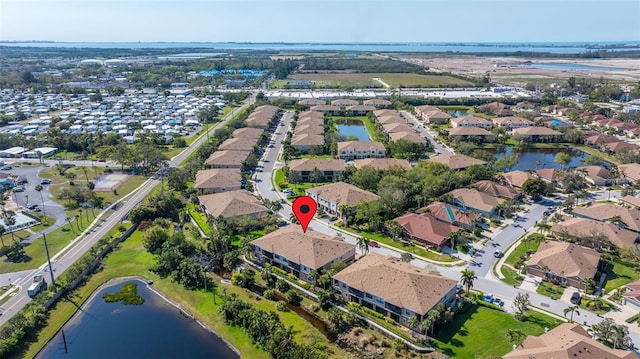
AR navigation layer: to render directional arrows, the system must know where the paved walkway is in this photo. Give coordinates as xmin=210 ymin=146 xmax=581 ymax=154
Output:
xmin=519 ymin=274 xmax=540 ymax=292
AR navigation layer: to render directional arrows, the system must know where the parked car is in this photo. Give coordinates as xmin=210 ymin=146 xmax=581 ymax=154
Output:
xmin=570 ymin=291 xmax=581 ymax=304
xmin=493 ymin=250 xmax=503 ymax=258
xmin=369 ymin=241 xmax=379 ymax=248
xmin=1 ymin=165 xmax=12 ymax=171
xmin=40 ymin=179 xmax=51 ymax=185
xmin=16 ymin=178 xmax=28 ymax=185
xmin=13 ymin=186 xmax=25 ymax=192
xmin=27 ymin=203 xmax=39 ymax=210
xmin=328 ymin=216 xmax=338 ymax=222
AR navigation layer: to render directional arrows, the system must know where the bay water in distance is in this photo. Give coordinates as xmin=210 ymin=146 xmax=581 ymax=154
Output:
xmin=3 ymin=41 xmax=640 ymax=54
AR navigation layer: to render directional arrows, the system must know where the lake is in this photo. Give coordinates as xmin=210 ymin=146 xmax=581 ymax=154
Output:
xmin=517 ymin=63 xmax=628 ymax=71
xmin=337 ymin=122 xmax=370 ymax=141
xmin=447 ymin=110 xmax=473 ymax=118
xmin=37 ymin=280 xmax=239 ymax=359
xmin=484 ymin=147 xmax=591 ymax=171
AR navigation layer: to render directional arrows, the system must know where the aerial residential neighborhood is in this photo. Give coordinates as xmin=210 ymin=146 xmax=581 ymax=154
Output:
xmin=0 ymin=5 xmax=639 ymax=358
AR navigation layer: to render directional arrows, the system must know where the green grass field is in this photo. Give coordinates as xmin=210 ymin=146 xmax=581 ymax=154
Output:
xmin=22 ymin=229 xmax=347 ymax=359
xmin=431 ymin=306 xmax=562 ymax=358
xmin=603 ymin=259 xmax=640 ymax=294
xmin=536 ymin=280 xmax=565 ymax=300
xmin=0 ymin=210 xmax=105 ymax=274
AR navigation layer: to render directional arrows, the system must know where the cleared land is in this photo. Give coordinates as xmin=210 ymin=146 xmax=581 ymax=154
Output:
xmin=399 ymin=56 xmax=640 ymax=85
xmin=284 ymin=73 xmax=474 ymax=88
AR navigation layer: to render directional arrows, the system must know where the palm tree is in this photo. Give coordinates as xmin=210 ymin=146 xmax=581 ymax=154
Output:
xmin=2 ymin=211 xmax=17 ymax=244
xmin=505 ymin=328 xmax=525 ymax=346
xmin=419 ymin=318 xmax=431 ymax=337
xmin=563 ymin=305 xmax=580 ymax=323
xmin=289 ymin=212 xmax=299 ymax=224
xmin=308 ymin=269 xmax=320 ymax=290
xmin=460 ymin=269 xmax=477 ymax=295
xmin=356 ymin=236 xmax=370 ymax=255
xmin=406 ymin=315 xmax=419 ymax=338
xmin=65 ymin=216 xmax=74 ymax=233
xmin=0 ymin=224 xmax=5 ymax=247
xmin=270 ymin=200 xmax=283 ymax=213
xmin=34 ymin=184 xmax=46 ymax=217
xmin=427 ymin=309 xmax=440 ymax=336
xmin=75 ymin=213 xmax=82 ymax=232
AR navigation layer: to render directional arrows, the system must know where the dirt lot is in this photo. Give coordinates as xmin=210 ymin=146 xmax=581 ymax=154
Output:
xmin=399 ymin=56 xmax=640 ymax=85
xmin=287 ymin=72 xmax=473 ymax=88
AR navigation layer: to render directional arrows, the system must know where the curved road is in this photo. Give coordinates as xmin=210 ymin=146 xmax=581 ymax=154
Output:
xmin=254 ymin=110 xmax=640 ymax=348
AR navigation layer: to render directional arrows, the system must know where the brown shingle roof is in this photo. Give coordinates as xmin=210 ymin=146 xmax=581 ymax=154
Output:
xmin=333 ymin=253 xmax=458 ymax=315
xmin=572 ymin=203 xmax=640 ymax=232
xmin=475 ymin=180 xmax=520 ymax=200
xmin=503 ymin=323 xmax=638 ymax=359
xmin=394 ymin=213 xmax=460 ymax=247
xmin=252 ymin=226 xmax=355 ymax=269
xmin=204 ymin=150 xmax=251 ymax=167
xmin=448 ymin=127 xmax=494 ymax=136
xmin=428 ymin=154 xmax=487 ymax=170
xmin=331 ymin=99 xmax=359 ymax=107
xmin=198 ymin=190 xmax=268 ymax=218
xmin=526 ymin=241 xmax=600 ymax=279
xmin=448 ymin=188 xmax=505 ymax=213
xmin=232 ymin=127 xmax=264 ymax=140
xmin=512 ymin=126 xmax=562 ymax=136
xmin=289 ymin=158 xmax=346 ymax=172
xmin=353 ymin=158 xmax=412 ymax=171
xmin=503 ymin=170 xmax=535 ymax=188
xmin=194 ymin=168 xmax=241 ymax=190
xmin=291 ymin=133 xmax=325 ymax=146
xmin=306 ymin=181 xmax=379 ymax=208
xmin=492 ymin=116 xmax=534 ymax=127
xmin=620 ymin=195 xmax=640 ymax=208
xmin=218 ymin=137 xmax=258 ymax=151
xmin=298 ymin=99 xmax=326 ymax=106
xmin=346 ymin=105 xmax=376 ymax=112
xmin=619 ymin=163 xmax=640 ymax=182
xmin=337 ymin=141 xmax=385 ymax=153
xmin=552 ymin=217 xmax=638 ymax=249
xmin=451 ymin=116 xmax=492 ymax=127
xmin=423 ymin=201 xmax=479 ymax=226
xmin=389 ymin=131 xmax=426 ymax=144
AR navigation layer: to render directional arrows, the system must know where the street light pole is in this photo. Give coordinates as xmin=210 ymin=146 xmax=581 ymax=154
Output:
xmin=43 ymin=233 xmax=56 ymax=288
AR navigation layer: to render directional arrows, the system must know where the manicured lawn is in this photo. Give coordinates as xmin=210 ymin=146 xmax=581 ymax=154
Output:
xmin=504 ymin=233 xmax=542 ymax=267
xmin=274 ymin=168 xmax=286 ymax=190
xmin=501 ymin=266 xmax=524 ymax=287
xmin=431 ymin=306 xmax=562 ymax=358
xmin=0 ymin=210 xmax=104 ymax=274
xmin=340 ymin=226 xmax=457 ymax=263
xmin=536 ymin=280 xmax=565 ymax=300
xmin=22 ymin=229 xmax=344 ymax=359
xmin=602 ymin=259 xmax=640 ymax=294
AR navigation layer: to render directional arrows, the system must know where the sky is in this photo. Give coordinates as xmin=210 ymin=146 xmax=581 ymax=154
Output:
xmin=1 ymin=0 xmax=639 ymax=43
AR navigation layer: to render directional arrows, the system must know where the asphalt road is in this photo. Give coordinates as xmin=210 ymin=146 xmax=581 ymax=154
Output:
xmin=400 ymin=110 xmax=454 ymax=156
xmin=253 ymin=111 xmax=640 ymax=348
xmin=0 ymin=96 xmax=255 ymax=326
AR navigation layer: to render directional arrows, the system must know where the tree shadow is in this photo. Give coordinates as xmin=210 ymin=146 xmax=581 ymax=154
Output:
xmin=433 ymin=305 xmax=478 ymax=343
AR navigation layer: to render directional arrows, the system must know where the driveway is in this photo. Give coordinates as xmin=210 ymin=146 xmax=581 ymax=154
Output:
xmin=400 ymin=110 xmax=454 ymax=156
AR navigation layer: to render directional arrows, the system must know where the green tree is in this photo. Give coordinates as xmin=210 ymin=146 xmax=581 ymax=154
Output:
xmin=143 ymin=226 xmax=170 ymax=254
xmin=513 ymin=292 xmax=530 ymax=321
xmin=563 ymin=305 xmax=580 ymax=323
xmin=406 ymin=315 xmax=419 ymax=338
xmin=34 ymin=184 xmax=46 ymax=217
xmin=554 ymin=152 xmax=572 ymax=169
xmin=349 ymin=166 xmax=380 ymax=192
xmin=167 ymin=167 xmax=190 ymax=191
xmin=356 ymin=236 xmax=370 ymax=255
xmin=521 ymin=178 xmax=547 ymax=199
xmin=506 ymin=328 xmax=525 ymax=346
xmin=460 ymin=269 xmax=477 ymax=295
xmin=492 ymin=153 xmax=520 ymax=172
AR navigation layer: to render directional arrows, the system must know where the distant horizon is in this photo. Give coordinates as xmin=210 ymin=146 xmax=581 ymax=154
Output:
xmin=2 ymin=1 xmax=638 ymax=43
xmin=2 ymin=40 xmax=640 ymax=45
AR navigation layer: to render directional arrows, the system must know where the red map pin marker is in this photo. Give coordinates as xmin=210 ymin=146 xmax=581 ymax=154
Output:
xmin=292 ymin=196 xmax=317 ymax=233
